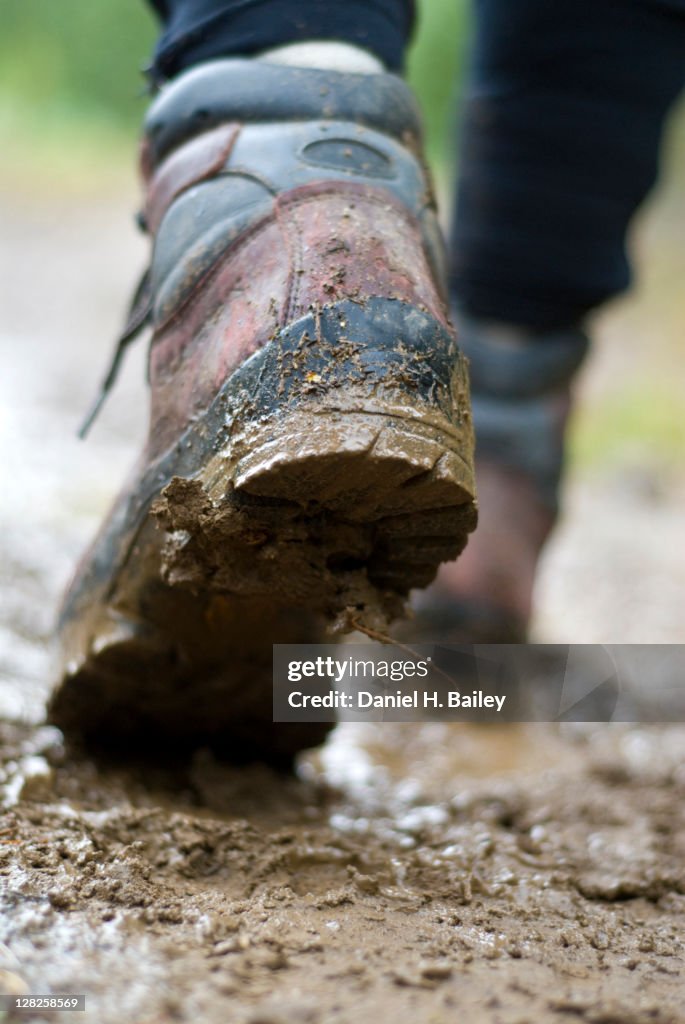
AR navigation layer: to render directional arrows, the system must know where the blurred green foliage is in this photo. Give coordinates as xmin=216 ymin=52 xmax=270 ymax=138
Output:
xmin=1 ymin=0 xmax=157 ymax=153
xmin=409 ymin=1 xmax=471 ymax=164
xmin=0 ymin=0 xmax=469 ymax=166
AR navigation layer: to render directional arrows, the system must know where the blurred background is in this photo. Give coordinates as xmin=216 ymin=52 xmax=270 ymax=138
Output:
xmin=1 ymin=1 xmax=684 ymax=723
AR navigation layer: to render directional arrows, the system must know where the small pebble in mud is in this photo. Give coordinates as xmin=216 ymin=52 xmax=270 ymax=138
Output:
xmin=589 ymin=930 xmax=610 ymax=950
xmin=420 ymin=961 xmax=453 ymax=980
xmin=47 ymin=886 xmax=74 ymax=910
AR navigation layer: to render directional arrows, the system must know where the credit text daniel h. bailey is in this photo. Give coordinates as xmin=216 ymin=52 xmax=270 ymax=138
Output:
xmin=286 ymin=688 xmax=507 ymax=712
xmin=282 ymin=656 xmax=507 ymax=713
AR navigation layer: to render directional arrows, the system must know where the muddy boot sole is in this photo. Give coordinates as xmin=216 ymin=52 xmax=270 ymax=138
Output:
xmin=157 ymin=411 xmax=475 ymax=627
xmin=51 ymin=299 xmax=475 ymax=764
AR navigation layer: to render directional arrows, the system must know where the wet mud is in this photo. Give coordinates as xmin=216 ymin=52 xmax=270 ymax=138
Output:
xmin=1 ymin=720 xmax=684 ymax=1023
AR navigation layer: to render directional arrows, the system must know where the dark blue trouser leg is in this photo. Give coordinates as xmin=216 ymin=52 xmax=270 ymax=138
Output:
xmin=450 ymin=0 xmax=685 ymax=330
xmin=147 ymin=0 xmax=415 ymax=81
xmin=449 ymin=0 xmax=685 ymax=509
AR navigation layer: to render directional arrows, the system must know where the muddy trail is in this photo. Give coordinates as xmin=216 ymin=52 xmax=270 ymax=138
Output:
xmin=1 ymin=177 xmax=685 ymax=1023
xmin=0 ymin=719 xmax=683 ymax=1024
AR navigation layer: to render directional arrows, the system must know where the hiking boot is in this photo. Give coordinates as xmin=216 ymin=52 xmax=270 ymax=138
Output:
xmin=50 ymin=59 xmax=477 ymax=763
xmin=395 ymin=314 xmax=588 ymax=643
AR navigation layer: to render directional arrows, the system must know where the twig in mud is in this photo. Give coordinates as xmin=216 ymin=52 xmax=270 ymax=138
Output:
xmin=348 ymin=617 xmax=461 ymax=691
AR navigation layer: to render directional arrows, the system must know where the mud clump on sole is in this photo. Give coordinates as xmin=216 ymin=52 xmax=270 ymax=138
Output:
xmin=53 ymin=373 xmax=475 ymax=763
xmin=152 ymin=426 xmax=476 ymax=634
